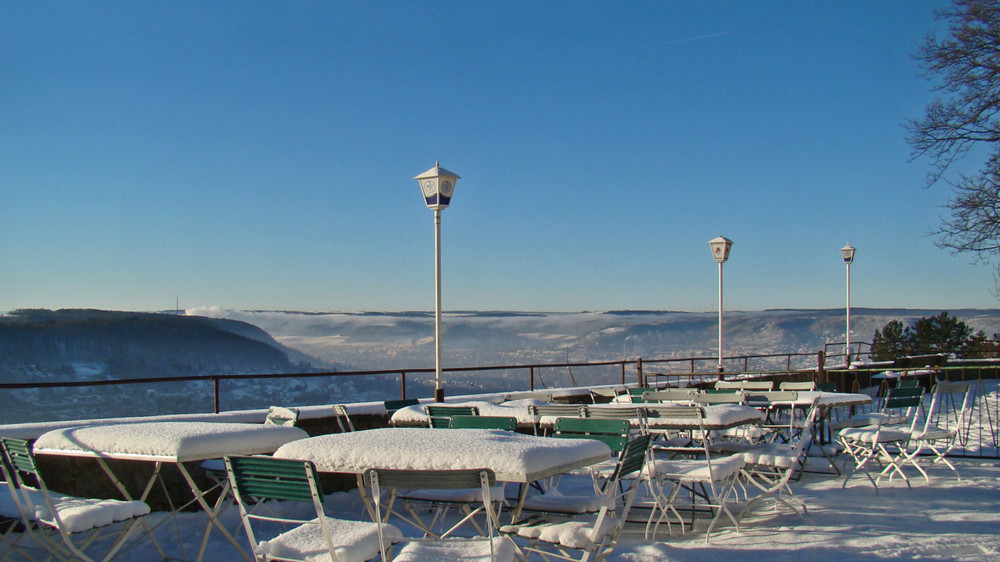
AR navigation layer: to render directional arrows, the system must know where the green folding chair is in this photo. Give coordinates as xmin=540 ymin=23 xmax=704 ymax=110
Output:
xmin=449 ymin=415 xmax=518 ymax=431
xmin=1 ymin=438 xmax=151 ymax=562
xmin=424 ymin=405 xmax=480 ymax=428
xmin=384 ymin=398 xmax=420 ymax=418
xmin=225 ymin=455 xmax=398 ymax=562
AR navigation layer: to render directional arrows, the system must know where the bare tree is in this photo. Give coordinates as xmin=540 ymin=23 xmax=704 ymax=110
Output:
xmin=907 ymin=0 xmax=1000 ymax=278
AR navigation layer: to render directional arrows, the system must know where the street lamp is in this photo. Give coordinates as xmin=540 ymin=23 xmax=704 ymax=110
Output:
xmin=841 ymin=243 xmax=856 ymax=367
xmin=709 ymin=236 xmax=733 ymax=376
xmin=415 ymin=161 xmax=460 ymax=402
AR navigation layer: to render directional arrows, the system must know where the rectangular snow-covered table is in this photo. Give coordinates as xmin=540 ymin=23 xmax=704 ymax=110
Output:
xmin=389 ymin=399 xmax=764 ymax=432
xmin=273 ymin=427 xmax=611 ymax=483
xmin=33 ymin=421 xmax=309 ymax=562
xmin=273 ymin=427 xmax=613 ymax=520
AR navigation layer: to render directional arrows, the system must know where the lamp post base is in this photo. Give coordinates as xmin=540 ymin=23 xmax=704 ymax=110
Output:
xmin=434 ymin=387 xmax=445 ymax=402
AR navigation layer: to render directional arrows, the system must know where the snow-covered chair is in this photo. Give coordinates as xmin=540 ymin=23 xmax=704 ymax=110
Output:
xmin=226 ymin=455 xmax=397 ymax=562
xmin=424 ymin=405 xmax=480 ymax=428
xmin=524 ymin=417 xmax=633 ymax=502
xmin=737 ymin=396 xmax=822 ymax=521
xmin=779 ymin=381 xmax=817 ymax=391
xmin=716 ymin=380 xmax=773 ymax=391
xmin=837 ymin=387 xmax=925 ymax=492
xmin=500 ymin=434 xmax=652 ymax=562
xmin=904 ymin=381 xmax=974 ymax=480
xmin=741 ymin=391 xmax=801 ymax=444
xmin=333 ymin=404 xmax=356 ymax=432
xmin=641 ymin=388 xmax=699 ymax=404
xmin=449 ymin=415 xmax=518 ymax=431
xmin=1 ymin=437 xmax=151 ymax=562
xmin=581 ymin=405 xmax=649 ymax=435
xmin=503 ymin=391 xmax=553 ymax=403
xmin=645 ymin=406 xmax=746 ymax=542
xmin=365 ymin=467 xmax=515 ymax=562
xmin=0 ymin=444 xmax=46 ymax=560
xmin=384 ymin=398 xmax=420 ymax=419
xmin=527 ymin=404 xmax=587 ymax=435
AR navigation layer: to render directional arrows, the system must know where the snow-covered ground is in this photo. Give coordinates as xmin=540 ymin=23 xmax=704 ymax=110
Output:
xmin=4 ymin=380 xmax=999 ymax=560
xmin=6 ymin=455 xmax=997 ymax=561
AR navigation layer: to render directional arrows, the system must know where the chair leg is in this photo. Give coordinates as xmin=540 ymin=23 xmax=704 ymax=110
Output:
xmin=840 ymin=439 xmax=880 ymax=492
xmin=645 ymin=480 xmax=686 ymax=540
xmin=704 ymin=475 xmax=741 ymax=543
xmin=873 ymin=442 xmax=912 ymax=488
xmin=738 ymin=466 xmax=805 ymax=522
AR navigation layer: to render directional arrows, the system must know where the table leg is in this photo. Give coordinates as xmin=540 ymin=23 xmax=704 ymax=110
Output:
xmin=92 ymin=456 xmax=170 ymax=560
xmin=175 ymin=462 xmax=253 ymax=562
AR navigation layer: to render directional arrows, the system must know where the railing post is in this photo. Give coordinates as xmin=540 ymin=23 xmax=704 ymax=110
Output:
xmin=637 ymin=357 xmax=644 ymax=387
xmin=744 ymin=356 xmax=749 ymax=372
xmin=817 ymin=351 xmax=826 ymax=385
xmin=620 ymin=362 xmax=626 ymax=385
xmin=400 ymin=372 xmax=407 ymax=400
xmin=530 ymin=366 xmax=535 ymax=391
xmin=213 ymin=377 xmax=220 ymax=414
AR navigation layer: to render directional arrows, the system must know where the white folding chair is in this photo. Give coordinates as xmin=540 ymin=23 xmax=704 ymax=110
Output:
xmin=838 ymin=387 xmax=925 ymax=492
xmin=641 ymin=389 xmax=699 ymax=404
xmin=645 ymin=406 xmax=746 ymax=542
xmin=501 ymin=434 xmax=652 ymax=562
xmin=333 ymin=404 xmax=356 ymax=432
xmin=365 ymin=467 xmax=516 ymax=562
xmin=527 ymin=404 xmax=586 ymax=436
xmin=779 ymin=381 xmax=817 ymax=391
xmin=741 ymin=391 xmax=801 ymax=444
xmin=904 ymin=381 xmax=974 ymax=480
xmin=738 ymin=397 xmax=822 ymax=521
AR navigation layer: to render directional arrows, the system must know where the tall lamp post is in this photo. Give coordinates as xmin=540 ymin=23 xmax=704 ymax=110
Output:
xmin=415 ymin=162 xmax=460 ymax=402
xmin=841 ymin=244 xmax=856 ymax=367
xmin=709 ymin=236 xmax=733 ymax=377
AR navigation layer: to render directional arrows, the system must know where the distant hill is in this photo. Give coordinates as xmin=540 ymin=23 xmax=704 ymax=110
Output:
xmin=194 ymin=307 xmax=1000 ymax=374
xmin=3 ymin=306 xmax=999 ymax=423
xmin=0 ymin=309 xmax=319 ymax=382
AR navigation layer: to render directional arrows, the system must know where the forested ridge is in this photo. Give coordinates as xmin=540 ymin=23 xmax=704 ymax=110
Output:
xmin=0 ymin=309 xmax=312 ymax=381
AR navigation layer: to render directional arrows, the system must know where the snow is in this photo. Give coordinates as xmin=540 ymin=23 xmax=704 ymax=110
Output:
xmin=389 ymin=399 xmax=545 ymax=425
xmin=5 ymin=487 xmax=150 ymax=533
xmin=6 ymin=449 xmax=1000 ymax=560
xmin=389 ymin=399 xmax=769 ymax=430
xmin=31 ymin=421 xmax=308 ymax=462
xmin=5 ymin=381 xmax=1000 ymax=560
xmin=257 ymin=516 xmax=400 ymax=562
xmin=272 ymin=427 xmax=612 ymax=481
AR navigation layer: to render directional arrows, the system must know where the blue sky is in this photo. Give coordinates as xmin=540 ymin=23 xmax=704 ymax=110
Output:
xmin=1 ymin=1 xmax=993 ymax=314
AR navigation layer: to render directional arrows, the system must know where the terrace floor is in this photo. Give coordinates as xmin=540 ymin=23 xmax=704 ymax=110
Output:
xmin=6 ymin=454 xmax=999 ymax=561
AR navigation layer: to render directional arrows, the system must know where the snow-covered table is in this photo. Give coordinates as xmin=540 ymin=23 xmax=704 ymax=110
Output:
xmin=33 ymin=421 xmax=308 ymax=562
xmin=273 ymin=427 xmax=613 ymax=522
xmin=798 ymin=391 xmax=871 ymax=408
xmin=389 ymin=400 xmax=542 ymax=427
xmin=390 ymin=400 xmax=765 ymax=432
xmin=273 ymin=427 xmax=610 ymax=484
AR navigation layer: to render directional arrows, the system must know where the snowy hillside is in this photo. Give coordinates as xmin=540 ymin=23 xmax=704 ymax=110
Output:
xmin=191 ymin=307 xmax=1000 ymax=372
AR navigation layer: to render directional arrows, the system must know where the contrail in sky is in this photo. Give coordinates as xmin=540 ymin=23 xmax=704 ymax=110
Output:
xmin=661 ymin=31 xmax=729 ymax=46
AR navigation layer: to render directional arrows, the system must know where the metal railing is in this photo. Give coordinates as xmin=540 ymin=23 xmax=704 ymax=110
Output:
xmin=0 ymin=351 xmax=822 ymax=421
xmin=1 ymin=350 xmax=998 ymax=459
